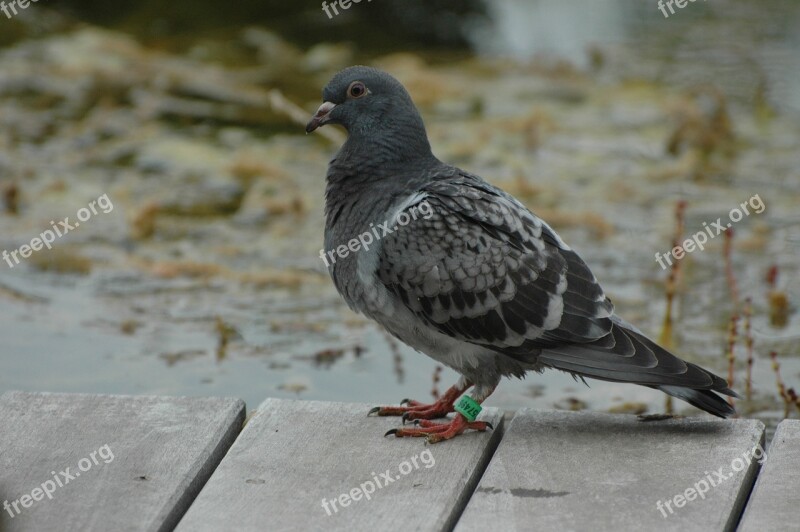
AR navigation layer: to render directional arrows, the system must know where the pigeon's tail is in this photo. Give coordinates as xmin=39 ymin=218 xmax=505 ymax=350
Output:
xmin=536 ymin=319 xmax=739 ymax=418
xmin=656 ymin=385 xmax=735 ymax=418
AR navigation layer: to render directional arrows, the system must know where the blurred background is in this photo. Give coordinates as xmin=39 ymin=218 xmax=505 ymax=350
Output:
xmin=0 ymin=0 xmax=798 ymax=434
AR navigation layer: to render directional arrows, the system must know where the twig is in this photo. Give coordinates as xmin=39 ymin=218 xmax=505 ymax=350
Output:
xmin=725 ymin=314 xmax=739 ymax=408
xmin=743 ymin=297 xmax=754 ymax=400
xmin=381 ymin=329 xmax=404 ymax=384
xmin=723 ymin=228 xmax=739 ymax=308
xmin=266 ymin=89 xmax=346 ymax=144
xmin=787 ymin=389 xmax=800 ymax=416
xmin=770 ymin=351 xmax=791 ymax=418
xmin=431 ymin=365 xmax=443 ymax=401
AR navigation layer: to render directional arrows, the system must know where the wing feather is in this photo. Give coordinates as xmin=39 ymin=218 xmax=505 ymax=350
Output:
xmin=377 ymin=172 xmax=613 ymax=351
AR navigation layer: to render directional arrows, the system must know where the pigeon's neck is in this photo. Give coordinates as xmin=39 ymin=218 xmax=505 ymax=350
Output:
xmin=330 ymin=120 xmax=437 ymax=183
xmin=325 ymin=137 xmax=438 ymax=215
xmin=323 ymin=111 xmax=443 ymax=237
xmin=324 ymin=127 xmax=444 ymax=236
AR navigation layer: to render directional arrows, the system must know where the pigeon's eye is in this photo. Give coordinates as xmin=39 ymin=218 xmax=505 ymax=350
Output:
xmin=347 ymin=81 xmax=367 ymax=99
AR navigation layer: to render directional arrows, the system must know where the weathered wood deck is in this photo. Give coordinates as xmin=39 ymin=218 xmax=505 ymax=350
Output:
xmin=0 ymin=391 xmax=795 ymax=531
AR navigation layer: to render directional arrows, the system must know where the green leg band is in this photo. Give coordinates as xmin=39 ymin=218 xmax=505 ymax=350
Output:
xmin=454 ymin=395 xmax=482 ymax=421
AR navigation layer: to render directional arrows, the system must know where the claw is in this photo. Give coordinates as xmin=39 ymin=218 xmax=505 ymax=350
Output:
xmin=485 ymin=421 xmax=494 ymax=431
xmin=384 ymin=428 xmax=398 ymax=438
xmin=385 ymin=416 xmax=491 ymax=443
xmin=369 ymin=386 xmax=464 ymax=422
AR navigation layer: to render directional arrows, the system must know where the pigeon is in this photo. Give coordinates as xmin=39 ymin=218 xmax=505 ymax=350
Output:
xmin=306 ymin=66 xmax=738 ymax=443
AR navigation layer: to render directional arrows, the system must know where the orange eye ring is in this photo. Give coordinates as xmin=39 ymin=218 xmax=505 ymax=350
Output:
xmin=347 ymin=81 xmax=367 ymax=99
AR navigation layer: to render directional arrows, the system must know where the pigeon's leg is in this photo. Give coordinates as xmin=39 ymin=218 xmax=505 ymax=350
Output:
xmin=385 ymin=383 xmax=496 ymax=444
xmin=368 ymin=376 xmax=471 ymax=420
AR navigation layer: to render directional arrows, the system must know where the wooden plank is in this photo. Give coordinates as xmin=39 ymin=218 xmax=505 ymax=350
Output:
xmin=455 ymin=409 xmax=764 ymax=532
xmin=738 ymin=419 xmax=800 ymax=531
xmin=0 ymin=391 xmax=245 ymax=532
xmin=176 ymin=398 xmax=504 ymax=532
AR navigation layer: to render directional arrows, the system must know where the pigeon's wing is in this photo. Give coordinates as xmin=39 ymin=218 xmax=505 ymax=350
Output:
xmin=378 ymin=172 xmax=614 ymax=351
xmin=377 ymin=172 xmax=734 ymax=396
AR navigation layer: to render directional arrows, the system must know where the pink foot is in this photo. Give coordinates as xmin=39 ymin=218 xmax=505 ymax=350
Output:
xmin=367 ymin=385 xmax=465 ymax=422
xmin=385 ymin=415 xmax=493 ymax=444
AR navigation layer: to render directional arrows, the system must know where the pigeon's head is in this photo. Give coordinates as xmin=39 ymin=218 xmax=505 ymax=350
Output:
xmin=306 ymin=66 xmax=429 ymax=145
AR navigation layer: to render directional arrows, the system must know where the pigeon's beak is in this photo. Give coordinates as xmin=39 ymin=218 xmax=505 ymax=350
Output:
xmin=306 ymin=101 xmax=337 ymax=133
